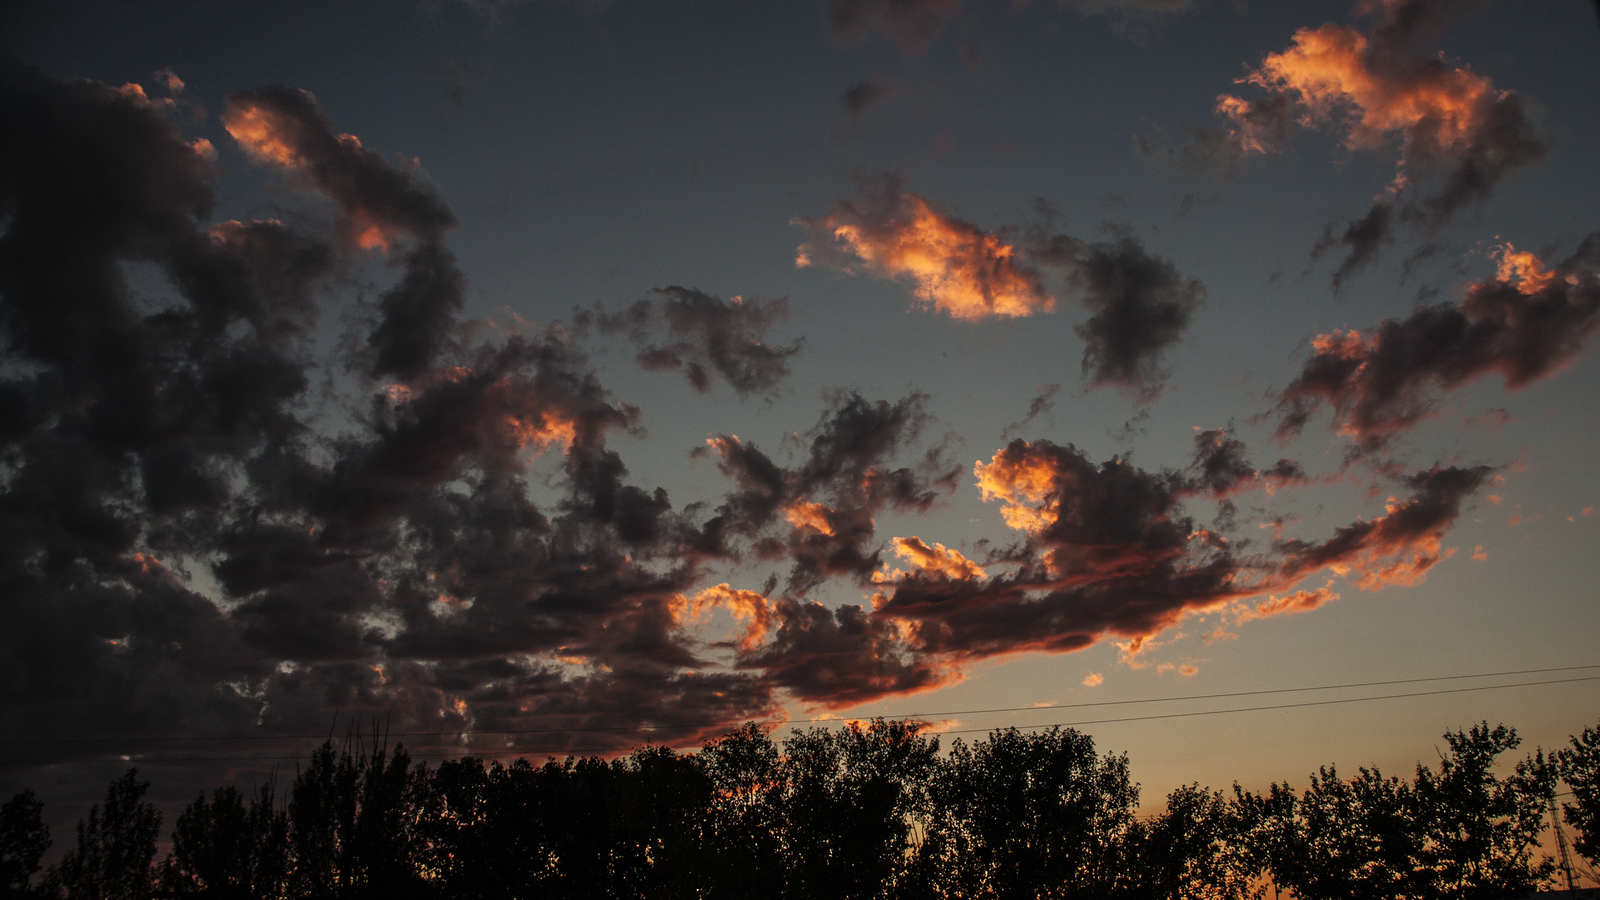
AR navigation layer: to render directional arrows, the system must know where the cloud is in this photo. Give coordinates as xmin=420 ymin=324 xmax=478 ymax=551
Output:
xmin=1183 ymin=427 xmax=1310 ymax=499
xmin=223 ymin=86 xmax=465 ymax=379
xmin=822 ymin=0 xmax=969 ymax=56
xmin=1066 ymin=235 xmax=1203 ymax=401
xmin=865 ymin=440 xmax=1486 ymax=680
xmin=1309 ymin=199 xmax=1396 ymax=294
xmin=795 ymin=174 xmax=1055 ymax=321
xmin=1028 ymin=228 xmax=1204 ymax=402
xmin=841 ymin=75 xmax=904 ymax=123
xmin=1002 ymin=384 xmax=1061 ymax=438
xmin=1274 ymin=237 xmax=1600 ymax=452
xmin=1058 ymin=0 xmax=1195 ymax=37
xmin=0 ymin=60 xmax=1507 ymax=774
xmin=0 ymin=63 xmax=793 ymax=773
xmin=583 ymin=287 xmax=803 ymax=397
xmin=1061 ymin=0 xmax=1191 ymax=11
xmin=697 ymin=391 xmax=962 ymax=593
xmin=880 ymin=536 xmax=988 ymax=582
xmin=1190 ymin=0 xmax=1549 ymax=281
xmin=1272 ymin=463 xmax=1492 ymax=590
xmin=798 ymin=182 xmax=1202 ymax=400
xmin=740 ymin=598 xmax=957 ymax=707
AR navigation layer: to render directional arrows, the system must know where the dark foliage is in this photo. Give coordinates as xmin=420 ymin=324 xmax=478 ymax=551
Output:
xmin=8 ymin=718 xmax=1582 ymax=898
xmin=45 ymin=771 xmax=161 ymax=900
xmin=0 ymin=790 xmax=49 ymax=899
xmin=1555 ymin=718 xmax=1600 ymax=867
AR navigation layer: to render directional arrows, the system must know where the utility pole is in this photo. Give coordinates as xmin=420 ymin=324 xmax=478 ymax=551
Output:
xmin=1551 ymin=794 xmax=1577 ymax=892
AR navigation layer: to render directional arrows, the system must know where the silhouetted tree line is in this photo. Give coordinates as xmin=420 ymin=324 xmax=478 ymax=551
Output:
xmin=2 ymin=717 xmax=1597 ymax=899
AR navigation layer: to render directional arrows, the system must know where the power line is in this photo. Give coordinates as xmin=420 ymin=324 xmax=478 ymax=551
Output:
xmin=1 ymin=671 xmax=1593 ymax=767
xmin=925 ymin=675 xmax=1600 ymax=738
xmin=3 ymin=662 xmax=1595 ymax=748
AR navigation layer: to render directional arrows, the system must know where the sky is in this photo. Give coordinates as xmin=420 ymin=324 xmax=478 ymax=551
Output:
xmin=1 ymin=0 xmax=1598 ymax=833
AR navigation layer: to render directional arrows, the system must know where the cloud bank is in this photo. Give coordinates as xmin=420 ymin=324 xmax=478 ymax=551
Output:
xmin=0 ymin=56 xmax=1541 ymax=779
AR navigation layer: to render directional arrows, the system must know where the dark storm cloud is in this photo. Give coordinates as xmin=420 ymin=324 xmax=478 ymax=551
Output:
xmin=1068 ymin=236 xmax=1203 ymax=402
xmin=0 ymin=58 xmax=314 ymax=750
xmin=1029 ymin=229 xmax=1204 ymax=403
xmin=0 ymin=62 xmax=789 ymax=774
xmin=1358 ymin=0 xmax=1497 ymax=52
xmin=1274 ymin=236 xmax=1600 ymax=453
xmin=739 ymin=599 xmax=953 ymax=706
xmin=223 ymin=86 xmax=466 ymax=379
xmin=585 ymin=286 xmax=803 ymax=398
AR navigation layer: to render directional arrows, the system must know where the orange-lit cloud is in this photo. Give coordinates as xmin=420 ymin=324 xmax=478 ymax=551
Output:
xmin=884 ymin=536 xmax=987 ymax=582
xmin=223 ymin=99 xmax=313 ymax=169
xmin=223 ymin=87 xmax=456 ymax=259
xmin=868 ymin=440 xmax=1489 ymax=691
xmin=1276 ymin=465 xmax=1489 ymax=591
xmin=1233 ymin=23 xmax=1494 ymax=162
xmin=973 ymin=444 xmax=1060 ymax=533
xmin=1275 ymin=238 xmax=1600 ymax=452
xmin=1234 ymin=586 xmax=1340 ymax=624
xmin=1199 ymin=3 xmax=1550 ymax=286
xmin=693 ymin=583 xmax=777 ymax=651
xmin=784 ymin=501 xmax=837 ymax=536
xmin=796 ymin=183 xmax=1053 ymax=321
xmin=223 ymin=101 xmax=402 ymax=253
xmin=1081 ymin=672 xmax=1104 ymax=687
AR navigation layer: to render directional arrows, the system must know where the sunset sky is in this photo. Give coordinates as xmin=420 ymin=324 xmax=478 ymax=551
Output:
xmin=2 ymin=0 xmax=1597 ymax=829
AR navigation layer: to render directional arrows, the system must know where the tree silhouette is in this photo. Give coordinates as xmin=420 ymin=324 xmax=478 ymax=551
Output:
xmin=161 ymin=781 xmax=288 ymax=899
xmin=1555 ymin=717 xmax=1600 ymax=866
xmin=698 ymin=724 xmax=785 ymax=899
xmin=606 ymin=744 xmax=713 ymax=899
xmin=1 ymin=715 xmax=1586 ymax=897
xmin=1239 ymin=722 xmax=1555 ymax=899
xmin=778 ymin=719 xmax=938 ymax=899
xmin=1 ymin=790 xmax=50 ymax=899
xmin=284 ymin=738 xmax=433 ymax=899
xmin=45 ymin=769 xmax=161 ymax=900
xmin=418 ymin=755 xmax=560 ymax=899
xmin=1126 ymin=783 xmax=1262 ymax=899
xmin=908 ymin=726 xmax=1137 ymax=900
xmin=1237 ymin=764 xmax=1419 ymax=899
xmin=1412 ymin=723 xmax=1555 ymax=897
